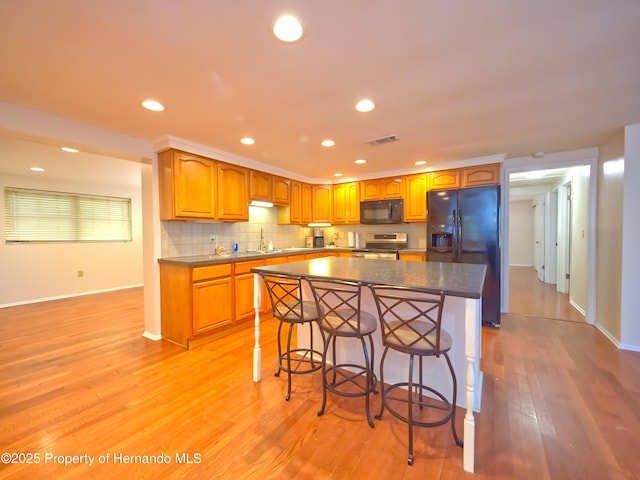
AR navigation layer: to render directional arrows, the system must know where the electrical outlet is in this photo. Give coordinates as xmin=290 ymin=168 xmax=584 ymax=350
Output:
xmin=209 ymin=235 xmax=217 ymax=243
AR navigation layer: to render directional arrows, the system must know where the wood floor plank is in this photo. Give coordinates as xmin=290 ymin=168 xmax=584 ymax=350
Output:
xmin=1 ymin=286 xmax=640 ymax=479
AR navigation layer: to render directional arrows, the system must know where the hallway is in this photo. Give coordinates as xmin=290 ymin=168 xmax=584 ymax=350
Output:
xmin=508 ymin=266 xmax=585 ymax=323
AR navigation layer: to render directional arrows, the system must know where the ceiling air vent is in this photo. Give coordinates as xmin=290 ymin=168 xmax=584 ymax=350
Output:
xmin=365 ymin=135 xmax=399 ymax=146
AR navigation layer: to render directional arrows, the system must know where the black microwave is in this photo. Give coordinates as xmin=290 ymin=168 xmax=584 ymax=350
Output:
xmin=360 ymin=199 xmax=404 ymax=224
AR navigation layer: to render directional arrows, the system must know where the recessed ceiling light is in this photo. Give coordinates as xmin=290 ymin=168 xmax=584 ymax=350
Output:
xmin=321 ymin=139 xmax=335 ymax=147
xmin=240 ymin=137 xmax=255 ymax=145
xmin=333 ymin=173 xmax=343 ymax=177
xmin=355 ymin=159 xmax=367 ymax=164
xmin=273 ymin=15 xmax=303 ymax=42
xmin=355 ymin=99 xmax=375 ymax=113
xmin=142 ymin=99 xmax=165 ymax=112
xmin=415 ymin=160 xmax=426 ymax=166
xmin=30 ymin=167 xmax=45 ymax=172
xmin=61 ymin=147 xmax=79 ymax=153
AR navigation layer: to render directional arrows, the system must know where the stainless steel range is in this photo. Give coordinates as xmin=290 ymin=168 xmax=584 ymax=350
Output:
xmin=351 ymin=232 xmax=408 ymax=260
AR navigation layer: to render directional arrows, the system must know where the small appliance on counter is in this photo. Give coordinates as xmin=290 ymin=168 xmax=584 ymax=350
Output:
xmin=313 ymin=228 xmax=325 ymax=248
xmin=305 ymin=235 xmax=313 ymax=248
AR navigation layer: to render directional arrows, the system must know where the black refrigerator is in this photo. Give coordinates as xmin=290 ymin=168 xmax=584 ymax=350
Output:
xmin=427 ymin=185 xmax=501 ymax=327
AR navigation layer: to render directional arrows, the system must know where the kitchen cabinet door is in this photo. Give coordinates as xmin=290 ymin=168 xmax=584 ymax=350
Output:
xmin=272 ymin=176 xmax=290 ymax=205
xmin=381 ymin=177 xmax=404 ymax=198
xmin=399 ymin=252 xmax=426 ymax=262
xmin=300 ymin=183 xmax=312 ymax=223
xmin=312 ymin=184 xmax=332 ymax=223
xmin=234 ymin=259 xmax=268 ymax=322
xmin=192 ymin=277 xmax=232 ymax=335
xmin=360 ymin=179 xmax=381 ymax=201
xmin=250 ymin=170 xmax=272 ymax=202
xmin=159 ymin=149 xmax=216 ymax=220
xmin=429 ymin=169 xmax=461 ymax=190
xmin=346 ymin=182 xmax=360 ymax=223
xmin=404 ymin=173 xmax=428 ymax=222
xmin=217 ymin=162 xmax=249 ymax=221
xmin=462 ymin=164 xmax=500 ymax=187
xmin=332 ymin=184 xmax=347 ymax=224
xmin=289 ymin=181 xmax=302 ymax=223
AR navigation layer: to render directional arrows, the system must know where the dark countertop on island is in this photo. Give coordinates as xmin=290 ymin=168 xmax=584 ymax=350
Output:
xmin=251 ymin=256 xmax=486 ymax=299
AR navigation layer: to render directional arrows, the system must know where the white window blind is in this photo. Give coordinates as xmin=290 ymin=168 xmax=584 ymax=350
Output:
xmin=4 ymin=187 xmax=132 ymax=242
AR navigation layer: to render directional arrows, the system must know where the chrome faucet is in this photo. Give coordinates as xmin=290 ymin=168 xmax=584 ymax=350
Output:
xmin=259 ymin=227 xmax=265 ymax=252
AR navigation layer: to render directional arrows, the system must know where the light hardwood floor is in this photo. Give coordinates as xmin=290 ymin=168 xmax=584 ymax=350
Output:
xmin=1 ymin=287 xmax=639 ymax=479
xmin=508 ymin=266 xmax=585 ymax=322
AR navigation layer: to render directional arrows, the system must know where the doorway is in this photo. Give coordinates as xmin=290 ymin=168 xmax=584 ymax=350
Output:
xmin=504 ymin=159 xmax=595 ymax=324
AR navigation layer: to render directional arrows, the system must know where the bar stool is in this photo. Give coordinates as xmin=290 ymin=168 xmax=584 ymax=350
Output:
xmin=308 ymin=279 xmax=378 ymax=427
xmin=369 ymin=285 xmax=462 ymax=465
xmin=261 ymin=273 xmax=324 ymax=401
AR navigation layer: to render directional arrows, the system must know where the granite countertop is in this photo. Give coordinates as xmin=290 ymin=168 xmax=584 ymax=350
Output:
xmin=251 ymin=256 xmax=486 ymax=299
xmin=158 ymin=247 xmax=428 ymax=267
xmin=157 ymin=247 xmax=351 ymax=266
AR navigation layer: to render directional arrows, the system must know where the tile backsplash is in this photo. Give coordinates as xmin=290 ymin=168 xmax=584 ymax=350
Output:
xmin=161 ymin=205 xmax=426 ymax=258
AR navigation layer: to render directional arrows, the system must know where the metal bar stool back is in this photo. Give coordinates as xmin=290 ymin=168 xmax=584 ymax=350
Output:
xmin=369 ymin=284 xmax=462 ymax=465
xmin=261 ymin=273 xmax=324 ymax=401
xmin=308 ymin=279 xmax=378 ymax=427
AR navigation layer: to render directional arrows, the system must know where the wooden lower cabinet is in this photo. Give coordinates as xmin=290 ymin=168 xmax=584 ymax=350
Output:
xmin=161 ymin=254 xmax=336 ymax=349
xmin=160 ymin=263 xmax=233 ymax=349
xmin=193 ymin=276 xmax=232 ymax=334
xmin=399 ymin=252 xmax=426 ymax=262
xmin=234 ymin=259 xmax=267 ymax=323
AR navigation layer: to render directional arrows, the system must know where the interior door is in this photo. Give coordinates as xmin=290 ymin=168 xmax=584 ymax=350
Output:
xmin=533 ymin=198 xmax=545 ymax=281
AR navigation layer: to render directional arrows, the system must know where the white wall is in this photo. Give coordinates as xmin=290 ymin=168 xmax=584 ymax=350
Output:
xmin=508 ymin=200 xmax=533 ymax=266
xmin=0 ymin=168 xmax=143 ymax=306
xmin=621 ymin=124 xmax=640 ymax=349
xmin=596 ymin=130 xmax=624 ymax=340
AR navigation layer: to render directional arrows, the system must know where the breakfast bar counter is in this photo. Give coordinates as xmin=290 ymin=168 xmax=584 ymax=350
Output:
xmin=250 ymin=256 xmax=486 ymax=472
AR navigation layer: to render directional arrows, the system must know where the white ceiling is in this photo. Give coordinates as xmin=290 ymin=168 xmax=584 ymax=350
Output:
xmin=1 ymin=1 xmax=640 ymax=182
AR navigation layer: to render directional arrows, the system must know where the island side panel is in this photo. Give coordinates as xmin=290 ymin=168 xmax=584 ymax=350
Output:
xmin=463 ymin=296 xmax=482 ymax=473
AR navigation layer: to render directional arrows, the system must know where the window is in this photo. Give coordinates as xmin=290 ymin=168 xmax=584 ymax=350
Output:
xmin=4 ymin=187 xmax=132 ymax=243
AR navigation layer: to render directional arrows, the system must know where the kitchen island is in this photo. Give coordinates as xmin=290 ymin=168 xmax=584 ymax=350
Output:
xmin=250 ymin=256 xmax=486 ymax=473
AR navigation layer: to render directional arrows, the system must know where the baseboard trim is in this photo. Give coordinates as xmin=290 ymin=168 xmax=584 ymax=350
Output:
xmin=142 ymin=331 xmax=162 ymax=342
xmin=593 ymin=323 xmax=640 ymax=351
xmin=0 ymin=284 xmax=144 ymax=309
xmin=569 ymin=299 xmax=586 ymax=316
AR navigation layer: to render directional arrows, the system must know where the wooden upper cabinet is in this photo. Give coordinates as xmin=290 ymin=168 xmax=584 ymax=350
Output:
xmin=272 ymin=176 xmax=290 ymax=205
xmin=360 ymin=179 xmax=381 ymax=201
xmin=404 ymin=173 xmax=428 ymax=222
xmin=332 ymin=182 xmax=359 ymax=224
xmin=360 ymin=177 xmax=404 ymax=201
xmin=217 ymin=162 xmax=249 ymax=221
xmin=280 ymin=180 xmax=310 ymax=224
xmin=429 ymin=169 xmax=461 ymax=190
xmin=461 ymin=164 xmax=500 ymax=187
xmin=380 ymin=177 xmax=404 ymax=198
xmin=346 ymin=182 xmax=360 ymax=223
xmin=300 ymin=183 xmax=312 ymax=224
xmin=332 ymin=184 xmax=347 ymax=224
xmin=287 ymin=181 xmax=302 ymax=224
xmin=158 ymin=149 xmax=216 ymax=220
xmin=312 ymin=184 xmax=332 ymax=223
xmin=249 ymin=170 xmax=272 ymax=202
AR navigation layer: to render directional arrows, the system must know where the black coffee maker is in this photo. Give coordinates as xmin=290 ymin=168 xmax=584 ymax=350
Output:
xmin=313 ymin=228 xmax=324 ymax=248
